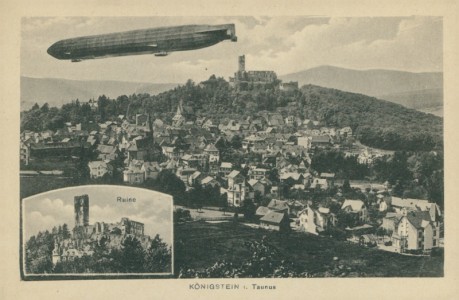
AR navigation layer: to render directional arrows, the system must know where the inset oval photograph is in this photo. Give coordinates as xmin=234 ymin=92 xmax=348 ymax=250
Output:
xmin=21 ymin=185 xmax=173 ymax=280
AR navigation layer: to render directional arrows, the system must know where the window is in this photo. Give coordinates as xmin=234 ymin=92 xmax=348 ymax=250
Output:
xmin=433 ymin=240 xmax=437 ymax=246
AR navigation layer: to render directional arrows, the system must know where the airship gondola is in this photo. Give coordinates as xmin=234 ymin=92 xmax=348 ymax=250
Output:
xmin=47 ymin=24 xmax=237 ymax=62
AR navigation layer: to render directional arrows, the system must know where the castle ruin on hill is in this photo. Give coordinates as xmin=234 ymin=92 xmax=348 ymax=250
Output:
xmin=52 ymin=194 xmax=149 ymax=265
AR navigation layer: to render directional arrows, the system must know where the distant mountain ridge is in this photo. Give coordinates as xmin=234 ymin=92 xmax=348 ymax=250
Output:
xmin=280 ymin=66 xmax=443 ymax=113
xmin=21 ymin=76 xmax=178 ymax=110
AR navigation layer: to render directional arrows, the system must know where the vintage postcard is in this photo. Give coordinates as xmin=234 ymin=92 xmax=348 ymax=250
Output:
xmin=3 ymin=0 xmax=459 ymax=299
xmin=19 ymin=14 xmax=444 ymax=278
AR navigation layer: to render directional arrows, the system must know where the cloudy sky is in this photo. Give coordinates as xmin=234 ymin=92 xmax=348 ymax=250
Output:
xmin=21 ymin=16 xmax=442 ymax=83
xmin=23 ymin=185 xmax=173 ymax=245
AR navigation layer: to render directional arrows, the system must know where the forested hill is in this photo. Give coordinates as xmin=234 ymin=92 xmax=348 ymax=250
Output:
xmin=21 ymin=76 xmax=178 ymax=111
xmin=21 ymin=76 xmax=443 ymax=151
xmin=299 ymin=85 xmax=443 ymax=151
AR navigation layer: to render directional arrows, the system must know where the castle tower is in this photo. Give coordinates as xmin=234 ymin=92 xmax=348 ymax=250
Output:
xmin=238 ymin=55 xmax=245 ymax=72
xmin=74 ymin=194 xmax=89 ymax=228
xmin=239 ymin=55 xmax=245 ymax=72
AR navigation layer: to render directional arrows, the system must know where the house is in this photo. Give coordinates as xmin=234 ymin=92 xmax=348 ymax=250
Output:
xmin=227 ymin=170 xmax=250 ymax=207
xmin=88 ymin=161 xmax=114 ymax=179
xmin=310 ymin=135 xmax=331 ymax=148
xmin=359 ymin=234 xmax=378 ymax=247
xmin=162 ymin=145 xmax=185 ymax=160
xmin=377 ymin=194 xmax=392 ymax=212
xmin=380 ymin=212 xmax=404 ymax=233
xmin=180 ymin=153 xmax=207 ymax=170
xmin=320 ymin=172 xmax=335 ymax=188
xmin=248 ymin=179 xmax=266 ymax=196
xmin=220 ymin=162 xmax=234 ymax=177
xmin=259 ymin=211 xmax=290 ymax=232
xmin=127 ymin=138 xmax=150 ymax=161
xmin=176 ymin=167 xmax=198 ymax=187
xmin=339 ymin=126 xmax=353 ymax=137
xmin=298 ymin=206 xmax=336 ymax=235
xmin=297 ymin=136 xmax=311 ymax=150
xmin=310 ymin=178 xmax=329 ymax=190
xmin=391 ymin=208 xmax=440 ymax=252
xmin=391 ymin=197 xmax=441 ymax=220
xmin=280 ymin=172 xmax=305 ymax=186
xmin=189 ymin=171 xmax=203 ymax=186
xmin=123 ymin=164 xmax=145 ymax=184
xmin=242 ymin=135 xmax=265 ymax=152
xmin=200 ymin=176 xmax=220 ymax=188
xmin=341 ymin=199 xmax=368 ymax=224
xmin=248 ymin=168 xmax=269 ymax=180
xmin=255 ymin=206 xmax=271 ymax=220
xmin=142 ymin=161 xmax=161 ymax=180
xmin=267 ymin=199 xmax=290 ymax=215
xmin=204 ymin=143 xmax=220 ymax=164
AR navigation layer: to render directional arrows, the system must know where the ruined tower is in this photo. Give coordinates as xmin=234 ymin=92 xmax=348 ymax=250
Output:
xmin=74 ymin=194 xmax=89 ymax=228
xmin=238 ymin=55 xmax=245 ymax=72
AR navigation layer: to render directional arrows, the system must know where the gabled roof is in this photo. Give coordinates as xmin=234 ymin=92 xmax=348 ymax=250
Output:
xmin=267 ymin=199 xmax=289 ymax=212
xmin=404 ymin=211 xmax=433 ymax=229
xmin=220 ymin=162 xmax=233 ymax=169
xmin=260 ymin=211 xmax=288 ymax=224
xmin=228 ymin=170 xmax=241 ymax=179
xmin=391 ymin=197 xmax=432 ymax=211
xmin=311 ymin=135 xmax=330 ymax=143
xmin=88 ymin=161 xmax=112 ymax=169
xmin=255 ymin=206 xmax=270 ymax=216
xmin=280 ymin=172 xmax=303 ymax=181
xmin=341 ymin=199 xmax=365 ymax=212
xmin=191 ymin=171 xmax=202 ymax=180
xmin=201 ymin=176 xmax=217 ymax=185
xmin=248 ymin=179 xmax=260 ymax=187
xmin=204 ymin=143 xmax=219 ymax=152
xmin=320 ymin=172 xmax=335 ymax=179
xmin=142 ymin=161 xmax=161 ymax=172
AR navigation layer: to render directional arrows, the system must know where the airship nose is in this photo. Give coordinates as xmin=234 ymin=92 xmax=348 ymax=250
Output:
xmin=47 ymin=42 xmax=67 ymax=59
xmin=47 ymin=43 xmax=59 ymax=58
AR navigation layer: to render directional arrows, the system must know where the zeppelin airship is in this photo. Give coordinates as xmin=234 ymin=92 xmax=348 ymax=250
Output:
xmin=47 ymin=24 xmax=237 ymax=62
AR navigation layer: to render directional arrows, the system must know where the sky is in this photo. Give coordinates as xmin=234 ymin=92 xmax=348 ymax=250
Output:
xmin=21 ymin=16 xmax=442 ymax=84
xmin=23 ymin=185 xmax=173 ymax=245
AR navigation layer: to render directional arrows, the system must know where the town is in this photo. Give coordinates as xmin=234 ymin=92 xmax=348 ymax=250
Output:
xmin=20 ymin=55 xmax=444 ymax=276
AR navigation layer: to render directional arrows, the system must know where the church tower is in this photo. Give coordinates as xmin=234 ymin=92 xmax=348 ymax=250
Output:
xmin=74 ymin=194 xmax=89 ymax=228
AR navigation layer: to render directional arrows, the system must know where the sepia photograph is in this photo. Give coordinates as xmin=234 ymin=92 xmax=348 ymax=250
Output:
xmin=21 ymin=185 xmax=173 ymax=280
xmin=19 ymin=16 xmax=444 ymax=279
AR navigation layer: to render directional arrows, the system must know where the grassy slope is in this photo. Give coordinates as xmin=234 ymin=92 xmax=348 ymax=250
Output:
xmin=174 ymin=221 xmax=443 ymax=277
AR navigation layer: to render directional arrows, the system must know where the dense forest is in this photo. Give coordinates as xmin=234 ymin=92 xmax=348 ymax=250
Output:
xmin=21 ymin=76 xmax=442 ymax=152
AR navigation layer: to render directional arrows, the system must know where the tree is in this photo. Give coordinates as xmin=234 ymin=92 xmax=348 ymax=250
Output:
xmin=144 ymin=234 xmax=171 ymax=273
xmin=241 ymin=199 xmax=256 ymax=220
xmin=62 ymin=223 xmax=71 ymax=239
xmin=119 ymin=236 xmax=145 ymax=273
xmin=342 ymin=179 xmax=351 ymax=193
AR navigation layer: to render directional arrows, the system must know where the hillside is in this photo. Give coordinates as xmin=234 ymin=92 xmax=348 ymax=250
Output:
xmin=280 ymin=66 xmax=443 ymax=111
xmin=21 ymin=76 xmax=443 ymax=151
xmin=21 ymin=77 xmax=178 ymax=110
xmin=378 ymin=88 xmax=443 ymax=117
xmin=175 ymin=221 xmax=443 ymax=277
xmin=299 ymin=84 xmax=443 ymax=150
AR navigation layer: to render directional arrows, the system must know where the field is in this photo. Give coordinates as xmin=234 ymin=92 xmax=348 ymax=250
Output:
xmin=20 ymin=175 xmax=78 ymax=199
xmin=174 ymin=221 xmax=443 ymax=277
